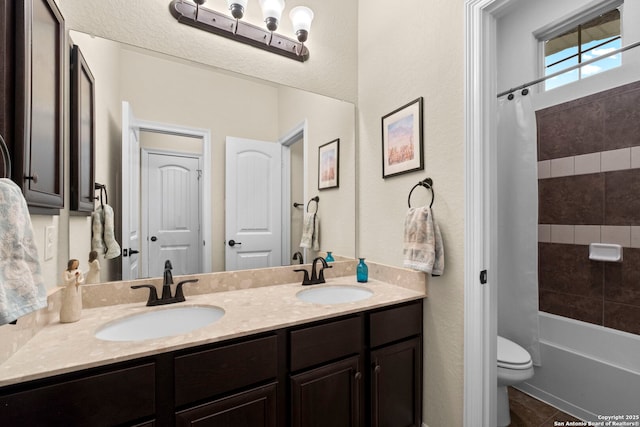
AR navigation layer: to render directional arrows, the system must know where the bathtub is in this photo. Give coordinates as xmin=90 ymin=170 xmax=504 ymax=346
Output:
xmin=517 ymin=312 xmax=640 ymax=422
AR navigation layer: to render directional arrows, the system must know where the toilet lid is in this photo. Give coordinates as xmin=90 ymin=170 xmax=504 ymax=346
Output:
xmin=497 ymin=336 xmax=533 ymax=369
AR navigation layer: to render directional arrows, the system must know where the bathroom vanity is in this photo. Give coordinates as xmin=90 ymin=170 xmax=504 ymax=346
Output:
xmin=0 ymin=271 xmax=425 ymax=427
xmin=0 ymin=300 xmax=422 ymax=426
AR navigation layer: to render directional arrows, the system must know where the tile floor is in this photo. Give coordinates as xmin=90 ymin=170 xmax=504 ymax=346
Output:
xmin=508 ymin=387 xmax=582 ymax=427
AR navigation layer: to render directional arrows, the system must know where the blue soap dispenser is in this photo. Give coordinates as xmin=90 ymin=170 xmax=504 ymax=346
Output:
xmin=325 ymin=251 xmax=335 ymax=262
xmin=357 ymin=258 xmax=368 ymax=283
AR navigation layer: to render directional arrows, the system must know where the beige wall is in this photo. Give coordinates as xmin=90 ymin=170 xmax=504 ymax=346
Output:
xmin=358 ymin=1 xmax=465 ymax=426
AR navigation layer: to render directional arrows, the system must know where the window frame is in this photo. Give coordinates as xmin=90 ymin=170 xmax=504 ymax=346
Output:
xmin=534 ymin=0 xmax=624 ymax=90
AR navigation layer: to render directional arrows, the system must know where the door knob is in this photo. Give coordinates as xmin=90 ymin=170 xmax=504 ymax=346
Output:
xmin=150 ymin=236 xmax=157 ymax=242
xmin=228 ymin=239 xmax=242 ymax=247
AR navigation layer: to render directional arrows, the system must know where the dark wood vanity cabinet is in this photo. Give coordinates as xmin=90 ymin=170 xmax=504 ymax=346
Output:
xmin=291 ymin=356 xmax=362 ymax=427
xmin=13 ymin=0 xmax=65 ymax=210
xmin=0 ymin=360 xmax=156 ymax=427
xmin=0 ymin=1 xmax=15 ymax=178
xmin=369 ymin=301 xmax=423 ymax=427
xmin=176 ymin=383 xmax=278 ymax=427
xmin=290 ymin=316 xmax=364 ymax=426
xmin=174 ymin=335 xmax=279 ymax=427
xmin=0 ymin=300 xmax=423 ymax=427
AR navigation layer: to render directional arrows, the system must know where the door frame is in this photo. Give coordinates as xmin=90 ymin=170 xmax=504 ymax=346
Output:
xmin=279 ymin=120 xmax=308 ymax=265
xmin=464 ymin=0 xmax=514 ymax=425
xmin=124 ymin=117 xmax=212 ymax=275
xmin=140 ymin=147 xmax=203 ymax=278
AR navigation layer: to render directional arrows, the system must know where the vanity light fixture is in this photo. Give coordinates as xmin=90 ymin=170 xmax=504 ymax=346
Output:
xmin=169 ymin=0 xmax=314 ymax=62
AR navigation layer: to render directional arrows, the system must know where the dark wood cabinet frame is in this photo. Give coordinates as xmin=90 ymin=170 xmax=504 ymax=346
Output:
xmin=70 ymin=44 xmax=95 ymax=213
xmin=14 ymin=0 xmax=64 ymax=211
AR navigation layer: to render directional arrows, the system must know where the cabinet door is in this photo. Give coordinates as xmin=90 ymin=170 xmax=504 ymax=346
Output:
xmin=14 ymin=0 xmax=64 ymax=209
xmin=370 ymin=337 xmax=422 ymax=427
xmin=291 ymin=355 xmax=363 ymax=427
xmin=175 ymin=383 xmax=277 ymax=427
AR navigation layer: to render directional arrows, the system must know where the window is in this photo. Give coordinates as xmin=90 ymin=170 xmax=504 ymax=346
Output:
xmin=542 ymin=6 xmax=621 ymax=90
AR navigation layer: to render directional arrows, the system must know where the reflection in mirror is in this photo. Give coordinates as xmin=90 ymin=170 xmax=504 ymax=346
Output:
xmin=69 ymin=31 xmax=356 ymax=282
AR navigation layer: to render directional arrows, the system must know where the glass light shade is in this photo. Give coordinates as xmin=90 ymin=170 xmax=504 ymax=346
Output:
xmin=226 ymin=0 xmax=248 ymax=9
xmin=258 ymin=0 xmax=285 ymax=22
xmin=289 ymin=6 xmax=314 ymax=33
xmin=226 ymin=0 xmax=248 ymax=19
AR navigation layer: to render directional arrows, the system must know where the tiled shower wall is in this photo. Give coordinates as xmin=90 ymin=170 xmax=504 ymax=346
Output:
xmin=536 ymin=80 xmax=640 ymax=336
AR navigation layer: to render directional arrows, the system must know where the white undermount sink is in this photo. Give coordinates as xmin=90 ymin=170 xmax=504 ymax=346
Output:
xmin=296 ymin=285 xmax=374 ymax=305
xmin=95 ymin=305 xmax=225 ymax=342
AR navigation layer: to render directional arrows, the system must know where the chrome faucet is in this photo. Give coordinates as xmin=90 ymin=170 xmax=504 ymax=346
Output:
xmin=131 ymin=259 xmax=199 ymax=306
xmin=294 ymin=256 xmax=332 ymax=286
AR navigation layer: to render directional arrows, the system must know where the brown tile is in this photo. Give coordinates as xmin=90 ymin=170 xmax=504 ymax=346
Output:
xmin=539 ymin=243 xmax=603 ymax=298
xmin=508 ymin=387 xmax=558 ymax=427
xmin=540 ymin=411 xmax=582 ymax=427
xmin=539 ymin=174 xmax=604 ymax=225
xmin=537 ymin=101 xmax=605 ymax=161
xmin=604 ymin=248 xmax=640 ymax=306
xmin=539 ymin=290 xmax=603 ymax=326
xmin=604 ymin=302 xmax=640 ymax=335
xmin=602 ymin=85 xmax=640 ymax=150
xmin=605 ymin=169 xmax=640 ymax=225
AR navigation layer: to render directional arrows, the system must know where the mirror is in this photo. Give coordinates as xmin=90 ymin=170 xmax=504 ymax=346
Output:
xmin=68 ymin=31 xmax=356 ymax=282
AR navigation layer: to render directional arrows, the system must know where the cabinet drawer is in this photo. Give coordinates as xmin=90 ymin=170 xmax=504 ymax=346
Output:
xmin=369 ymin=301 xmax=422 ymax=348
xmin=175 ymin=335 xmax=278 ymax=407
xmin=176 ymin=383 xmax=277 ymax=427
xmin=0 ymin=362 xmax=155 ymax=427
xmin=290 ymin=316 xmax=362 ymax=372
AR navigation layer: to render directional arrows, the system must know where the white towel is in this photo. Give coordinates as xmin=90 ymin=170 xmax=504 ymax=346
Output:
xmin=299 ymin=213 xmax=319 ymax=251
xmin=403 ymin=206 xmax=445 ymax=276
xmin=102 ymin=204 xmax=121 ymax=259
xmin=0 ymin=179 xmax=47 ymax=325
xmin=91 ymin=204 xmax=121 ymax=260
xmin=91 ymin=209 xmax=105 ymax=255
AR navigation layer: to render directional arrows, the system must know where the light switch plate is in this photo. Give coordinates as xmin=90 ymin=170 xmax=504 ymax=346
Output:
xmin=45 ymin=226 xmax=55 ymax=261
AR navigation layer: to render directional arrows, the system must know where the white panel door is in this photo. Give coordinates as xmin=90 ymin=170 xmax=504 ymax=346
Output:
xmin=146 ymin=152 xmax=201 ymax=277
xmin=225 ymin=137 xmax=282 ymax=271
xmin=121 ymin=101 xmax=140 ymax=280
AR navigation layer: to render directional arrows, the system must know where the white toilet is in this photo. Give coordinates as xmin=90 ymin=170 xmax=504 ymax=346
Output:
xmin=497 ymin=335 xmax=534 ymax=426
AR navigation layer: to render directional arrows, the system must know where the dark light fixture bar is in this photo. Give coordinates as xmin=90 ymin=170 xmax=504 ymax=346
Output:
xmin=168 ymin=0 xmax=310 ymax=62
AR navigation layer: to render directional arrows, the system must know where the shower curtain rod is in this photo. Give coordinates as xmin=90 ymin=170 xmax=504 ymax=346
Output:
xmin=497 ymin=39 xmax=640 ymax=98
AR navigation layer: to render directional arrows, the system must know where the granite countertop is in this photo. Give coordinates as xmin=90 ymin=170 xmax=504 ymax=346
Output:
xmin=0 ymin=276 xmax=425 ymax=387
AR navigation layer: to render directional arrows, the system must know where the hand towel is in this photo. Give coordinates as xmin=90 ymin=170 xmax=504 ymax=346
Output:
xmin=299 ymin=213 xmax=319 ymax=251
xmin=91 ymin=204 xmax=121 ymax=260
xmin=403 ymin=206 xmax=445 ymax=276
xmin=102 ymin=204 xmax=121 ymax=259
xmin=91 ymin=208 xmax=105 ymax=255
xmin=0 ymin=179 xmax=47 ymax=325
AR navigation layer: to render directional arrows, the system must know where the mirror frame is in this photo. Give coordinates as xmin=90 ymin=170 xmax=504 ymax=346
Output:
xmin=70 ymin=44 xmax=96 ymax=213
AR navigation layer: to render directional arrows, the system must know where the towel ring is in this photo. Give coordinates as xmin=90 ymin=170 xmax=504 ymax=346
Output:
xmin=408 ymin=178 xmax=434 ymax=208
xmin=94 ymin=183 xmax=108 ymax=208
xmin=307 ymin=196 xmax=319 ymax=213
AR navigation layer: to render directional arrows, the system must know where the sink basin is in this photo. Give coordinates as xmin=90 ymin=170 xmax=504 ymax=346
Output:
xmin=296 ymin=285 xmax=374 ymax=305
xmin=95 ymin=305 xmax=225 ymax=342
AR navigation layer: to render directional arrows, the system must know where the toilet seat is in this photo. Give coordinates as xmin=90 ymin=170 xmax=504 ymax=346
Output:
xmin=497 ymin=336 xmax=533 ymax=370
